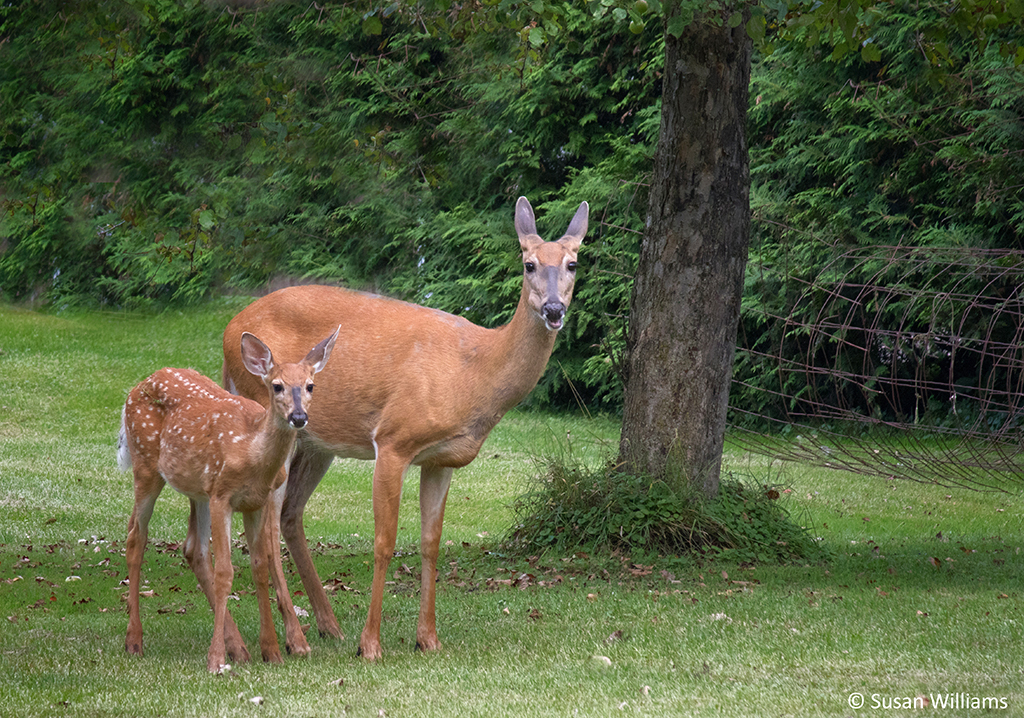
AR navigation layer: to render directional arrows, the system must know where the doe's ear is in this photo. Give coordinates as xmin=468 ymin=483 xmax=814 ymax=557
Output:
xmin=305 ymin=325 xmax=340 ymax=374
xmin=515 ymin=196 xmax=538 ymax=250
xmin=558 ymin=201 xmax=589 ymax=253
xmin=240 ymin=332 xmax=275 ymax=378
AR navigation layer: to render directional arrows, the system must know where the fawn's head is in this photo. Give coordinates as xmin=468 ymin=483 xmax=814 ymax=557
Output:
xmin=239 ymin=327 xmax=340 ymax=429
xmin=515 ymin=197 xmax=589 ymax=332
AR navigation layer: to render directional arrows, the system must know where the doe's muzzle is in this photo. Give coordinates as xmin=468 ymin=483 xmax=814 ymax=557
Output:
xmin=543 ymin=302 xmax=566 ymax=331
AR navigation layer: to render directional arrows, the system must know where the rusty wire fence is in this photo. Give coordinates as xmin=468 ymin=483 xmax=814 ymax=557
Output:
xmin=730 ymin=245 xmax=1024 ymax=491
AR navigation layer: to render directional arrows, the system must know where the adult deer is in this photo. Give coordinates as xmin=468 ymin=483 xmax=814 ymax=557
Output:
xmin=118 ymin=327 xmax=338 ymax=672
xmin=221 ymin=197 xmax=588 ymax=660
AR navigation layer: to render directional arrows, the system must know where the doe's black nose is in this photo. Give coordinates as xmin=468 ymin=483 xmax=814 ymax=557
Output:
xmin=543 ymin=302 xmax=566 ymax=329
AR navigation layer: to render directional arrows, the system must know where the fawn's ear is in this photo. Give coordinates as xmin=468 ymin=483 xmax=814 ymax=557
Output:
xmin=240 ymin=332 xmax=275 ymax=378
xmin=305 ymin=325 xmax=340 ymax=374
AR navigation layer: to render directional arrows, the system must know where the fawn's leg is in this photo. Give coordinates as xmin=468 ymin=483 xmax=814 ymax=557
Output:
xmin=125 ymin=474 xmax=162 ymax=656
xmin=185 ymin=499 xmax=251 ymax=664
xmin=243 ymin=508 xmax=284 ymax=664
xmin=206 ymin=497 xmax=234 ymax=673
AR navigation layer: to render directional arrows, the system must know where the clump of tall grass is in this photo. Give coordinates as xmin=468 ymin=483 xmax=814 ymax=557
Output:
xmin=507 ymin=452 xmax=828 ymax=563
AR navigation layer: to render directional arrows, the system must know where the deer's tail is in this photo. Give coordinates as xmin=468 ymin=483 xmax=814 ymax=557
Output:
xmin=116 ymin=405 xmax=132 ymax=473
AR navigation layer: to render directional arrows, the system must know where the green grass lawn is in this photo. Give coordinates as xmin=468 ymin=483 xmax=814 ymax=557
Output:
xmin=1 ymin=303 xmax=1021 ymax=717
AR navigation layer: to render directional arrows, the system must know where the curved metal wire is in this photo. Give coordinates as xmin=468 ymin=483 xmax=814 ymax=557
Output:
xmin=731 ymin=245 xmax=1024 ymax=492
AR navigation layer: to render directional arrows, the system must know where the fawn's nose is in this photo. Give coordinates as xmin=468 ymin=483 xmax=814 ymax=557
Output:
xmin=288 ymin=385 xmax=308 ymax=428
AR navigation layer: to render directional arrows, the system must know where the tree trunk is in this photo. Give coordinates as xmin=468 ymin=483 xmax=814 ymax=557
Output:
xmin=618 ymin=14 xmax=752 ymax=498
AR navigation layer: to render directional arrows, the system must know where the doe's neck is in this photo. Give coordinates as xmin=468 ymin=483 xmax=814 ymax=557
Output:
xmin=479 ymin=289 xmax=559 ymax=411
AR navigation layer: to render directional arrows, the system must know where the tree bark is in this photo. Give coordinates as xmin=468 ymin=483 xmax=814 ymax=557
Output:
xmin=618 ymin=13 xmax=752 ymax=498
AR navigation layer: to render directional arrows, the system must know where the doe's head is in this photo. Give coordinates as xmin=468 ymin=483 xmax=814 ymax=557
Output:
xmin=515 ymin=196 xmax=589 ymax=332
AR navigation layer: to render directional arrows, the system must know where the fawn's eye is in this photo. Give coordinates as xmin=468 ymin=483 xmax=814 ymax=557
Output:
xmin=524 ymin=261 xmax=536 ymax=273
xmin=567 ymin=261 xmax=577 ymax=272
xmin=306 ymin=384 xmax=314 ymax=393
xmin=273 ymin=382 xmax=284 ymax=394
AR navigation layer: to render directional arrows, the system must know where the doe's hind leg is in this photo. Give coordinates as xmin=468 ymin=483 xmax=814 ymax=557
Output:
xmin=265 ymin=478 xmax=311 ymax=657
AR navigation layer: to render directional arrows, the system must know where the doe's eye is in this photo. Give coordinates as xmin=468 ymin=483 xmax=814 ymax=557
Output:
xmin=273 ymin=383 xmax=284 ymax=394
xmin=307 ymin=384 xmax=315 ymax=393
xmin=567 ymin=261 xmax=577 ymax=272
xmin=524 ymin=261 xmax=536 ymax=273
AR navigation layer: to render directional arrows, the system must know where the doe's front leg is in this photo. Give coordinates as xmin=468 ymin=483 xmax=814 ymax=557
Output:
xmin=279 ymin=447 xmax=343 ymax=640
xmin=264 ymin=479 xmax=311 ymax=657
xmin=416 ymin=465 xmax=453 ymax=653
xmin=358 ymin=450 xmax=406 ymax=661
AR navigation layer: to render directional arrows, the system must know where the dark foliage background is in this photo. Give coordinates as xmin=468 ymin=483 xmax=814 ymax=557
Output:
xmin=741 ymin=6 xmax=1024 ymax=429
xmin=2 ymin=0 xmax=1022 ymax=421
